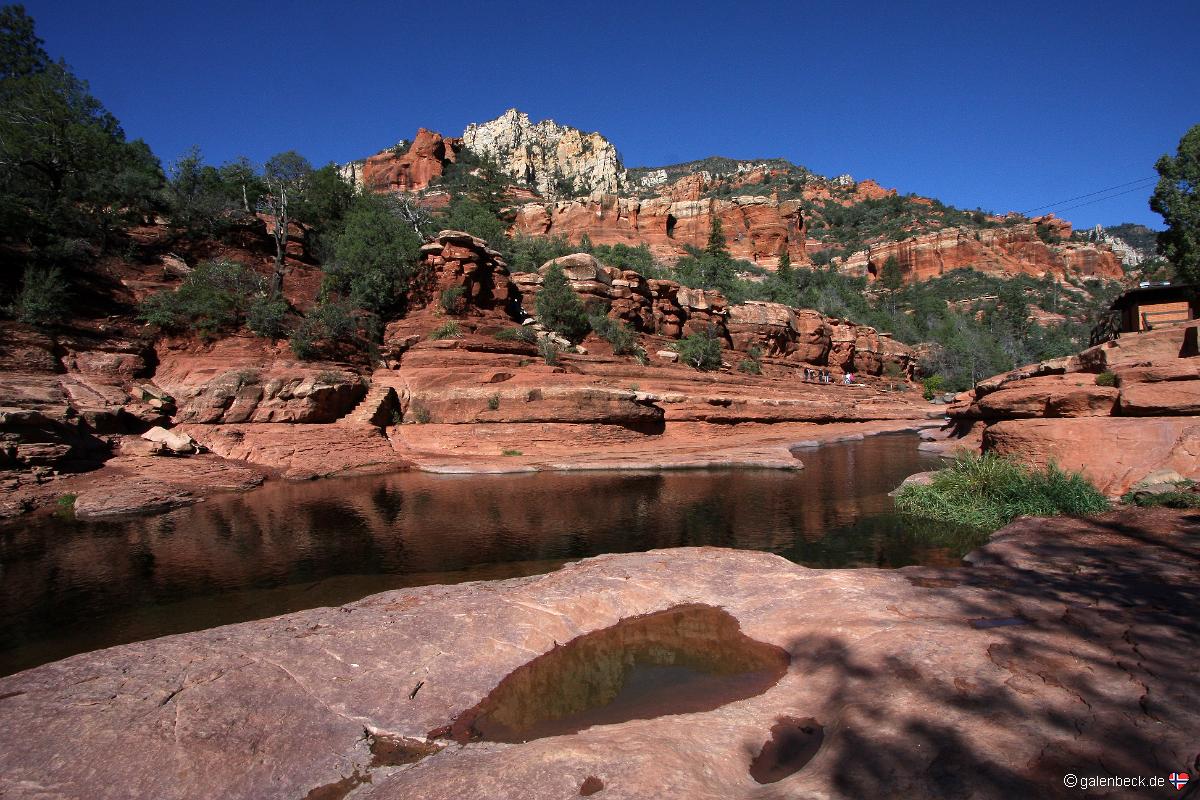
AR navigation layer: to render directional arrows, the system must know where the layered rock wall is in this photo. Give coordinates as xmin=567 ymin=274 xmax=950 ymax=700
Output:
xmin=513 ymin=194 xmax=808 ymax=267
xmin=504 ymin=252 xmax=913 ymax=376
xmin=841 ymin=217 xmax=1123 ymax=284
xmin=943 ymin=323 xmax=1200 ymax=494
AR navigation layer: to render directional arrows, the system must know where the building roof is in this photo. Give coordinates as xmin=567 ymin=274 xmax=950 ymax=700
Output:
xmin=1110 ymin=283 xmax=1197 ymax=310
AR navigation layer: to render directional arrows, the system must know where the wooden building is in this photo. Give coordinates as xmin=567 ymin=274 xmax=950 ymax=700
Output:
xmin=1110 ymin=283 xmax=1198 ymax=333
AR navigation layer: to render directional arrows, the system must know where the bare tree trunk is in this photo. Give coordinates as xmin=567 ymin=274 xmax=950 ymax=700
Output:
xmin=271 ymin=186 xmax=287 ymax=297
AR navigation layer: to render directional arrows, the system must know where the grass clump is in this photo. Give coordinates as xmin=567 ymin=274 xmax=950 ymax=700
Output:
xmin=501 ymin=449 xmax=522 ymax=456
xmin=494 ymin=326 xmax=537 ymax=344
xmin=1095 ymin=371 xmax=1117 ymax=387
xmin=430 ymin=321 xmax=462 ymax=340
xmin=895 ymin=452 xmax=1109 ymax=531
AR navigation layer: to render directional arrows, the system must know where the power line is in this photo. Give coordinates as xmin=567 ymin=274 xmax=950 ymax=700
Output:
xmin=1020 ymin=176 xmax=1157 ymax=214
xmin=1048 ymin=183 xmax=1158 ymax=215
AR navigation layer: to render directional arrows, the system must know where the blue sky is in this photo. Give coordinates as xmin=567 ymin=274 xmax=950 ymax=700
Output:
xmin=23 ymin=0 xmax=1200 ymax=229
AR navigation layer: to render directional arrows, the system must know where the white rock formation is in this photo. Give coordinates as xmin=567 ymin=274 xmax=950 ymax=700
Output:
xmin=462 ymin=109 xmax=626 ymax=197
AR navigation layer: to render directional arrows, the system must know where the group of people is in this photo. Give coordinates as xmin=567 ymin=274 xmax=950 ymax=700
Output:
xmin=803 ymin=368 xmax=856 ymax=385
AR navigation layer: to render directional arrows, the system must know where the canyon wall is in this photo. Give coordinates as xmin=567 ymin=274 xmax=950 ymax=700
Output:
xmin=839 ymin=218 xmax=1123 ymax=284
xmin=513 ymin=194 xmax=808 ymax=267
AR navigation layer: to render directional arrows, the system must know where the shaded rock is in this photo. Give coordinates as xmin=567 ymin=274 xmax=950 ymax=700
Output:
xmin=0 ymin=509 xmax=1194 ymax=799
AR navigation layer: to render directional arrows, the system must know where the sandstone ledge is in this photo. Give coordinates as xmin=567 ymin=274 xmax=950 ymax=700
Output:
xmin=0 ymin=508 xmax=1193 ymax=799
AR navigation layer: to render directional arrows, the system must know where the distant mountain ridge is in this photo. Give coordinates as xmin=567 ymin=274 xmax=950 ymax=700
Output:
xmin=340 ymin=109 xmax=1126 ymax=283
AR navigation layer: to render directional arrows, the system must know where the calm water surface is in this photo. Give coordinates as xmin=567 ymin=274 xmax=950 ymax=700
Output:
xmin=0 ymin=434 xmax=974 ymax=676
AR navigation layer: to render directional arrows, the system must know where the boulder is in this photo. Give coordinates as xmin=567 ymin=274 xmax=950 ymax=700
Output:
xmin=141 ymin=425 xmax=199 ymax=454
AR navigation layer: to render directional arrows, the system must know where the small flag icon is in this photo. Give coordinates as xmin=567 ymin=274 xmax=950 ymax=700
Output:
xmin=1169 ymin=772 xmax=1190 ymax=790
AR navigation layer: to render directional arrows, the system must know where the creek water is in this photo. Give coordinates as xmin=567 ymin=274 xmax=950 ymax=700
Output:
xmin=0 ymin=434 xmax=976 ymax=677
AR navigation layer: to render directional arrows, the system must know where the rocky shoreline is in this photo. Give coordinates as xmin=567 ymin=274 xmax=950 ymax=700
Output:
xmin=0 ymin=506 xmax=1194 ymax=799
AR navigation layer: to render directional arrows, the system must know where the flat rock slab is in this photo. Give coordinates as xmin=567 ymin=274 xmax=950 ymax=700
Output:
xmin=0 ymin=509 xmax=1195 ymax=799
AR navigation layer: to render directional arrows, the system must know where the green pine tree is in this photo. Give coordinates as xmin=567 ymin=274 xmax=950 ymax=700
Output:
xmin=536 ymin=263 xmax=590 ymax=343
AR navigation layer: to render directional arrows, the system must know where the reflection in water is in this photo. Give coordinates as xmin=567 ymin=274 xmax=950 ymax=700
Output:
xmin=455 ymin=604 xmax=790 ymax=743
xmin=0 ymin=434 xmax=976 ymax=676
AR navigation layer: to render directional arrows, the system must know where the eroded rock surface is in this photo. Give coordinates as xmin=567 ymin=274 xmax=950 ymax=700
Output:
xmin=937 ymin=323 xmax=1200 ymax=494
xmin=0 ymin=508 xmax=1194 ymax=799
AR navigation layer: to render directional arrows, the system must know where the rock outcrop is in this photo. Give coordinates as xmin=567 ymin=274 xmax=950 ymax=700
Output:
xmin=940 ymin=322 xmax=1200 ymax=495
xmin=357 ymin=128 xmax=459 ymax=193
xmin=840 ymin=217 xmax=1123 ymax=284
xmin=505 ymin=251 xmax=914 ymax=376
xmin=1 ymin=507 xmax=1194 ymax=799
xmin=462 ymin=108 xmax=625 ymax=196
xmin=514 ymin=192 xmax=808 ymax=266
xmin=152 ymin=337 xmax=367 ymax=424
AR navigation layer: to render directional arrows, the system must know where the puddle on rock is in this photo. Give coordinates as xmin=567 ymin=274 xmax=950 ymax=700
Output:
xmin=449 ymin=604 xmax=789 ymax=743
xmin=749 ymin=716 xmax=825 ymax=783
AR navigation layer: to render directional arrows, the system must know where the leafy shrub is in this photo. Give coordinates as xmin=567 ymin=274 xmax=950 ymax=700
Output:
xmin=288 ymin=299 xmax=358 ymax=359
xmin=430 ymin=321 xmax=462 ymax=340
xmin=494 ymin=326 xmax=537 ymax=344
xmin=439 ymin=286 xmax=465 ymax=314
xmin=738 ymin=345 xmax=763 ymax=374
xmin=487 ymin=393 xmax=500 ymax=410
xmin=589 ymin=314 xmax=638 ymax=354
xmin=139 ymin=260 xmax=265 ymax=338
xmin=13 ymin=266 xmax=70 ymax=326
xmin=674 ymin=328 xmax=724 ymax=371
xmin=922 ymin=374 xmax=946 ymax=400
xmin=246 ymin=294 xmax=288 ymax=339
xmin=409 ymin=402 xmax=431 ymax=424
xmin=502 ymin=449 xmax=522 ymax=456
xmin=1095 ymin=371 xmax=1117 ymax=387
xmin=55 ymin=493 xmax=77 ymax=519
xmin=895 ymin=452 xmax=1110 ymax=531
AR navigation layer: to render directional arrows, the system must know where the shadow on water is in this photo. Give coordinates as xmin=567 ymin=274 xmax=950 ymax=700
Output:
xmin=0 ymin=434 xmax=974 ymax=676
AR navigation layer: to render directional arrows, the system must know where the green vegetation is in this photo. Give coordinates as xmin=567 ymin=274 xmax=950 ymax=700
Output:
xmin=895 ymin=453 xmax=1110 ymax=531
xmin=288 ymin=299 xmax=360 ymax=359
xmin=675 ymin=328 xmax=724 ymax=371
xmin=439 ymin=286 xmax=465 ymax=314
xmin=501 ymin=449 xmax=522 ymax=456
xmin=922 ymin=374 xmax=945 ymax=400
xmin=409 ymin=402 xmax=431 ymax=424
xmin=494 ymin=325 xmax=537 ymax=344
xmin=589 ymin=313 xmax=638 ymax=354
xmin=1121 ymin=488 xmax=1200 ymax=509
xmin=140 ymin=260 xmax=269 ymax=338
xmin=1 ymin=5 xmax=162 ymax=307
xmin=1150 ymin=123 xmax=1200 ymax=283
xmin=54 ymin=493 xmax=76 ymax=519
xmin=324 ymin=193 xmax=424 ymax=318
xmin=536 ymin=263 xmax=590 ymax=343
xmin=429 ymin=321 xmax=461 ymax=340
xmin=738 ymin=345 xmax=763 ymax=374
xmin=1095 ymin=371 xmax=1117 ymax=387
xmin=538 ymin=338 xmax=561 ymax=365
xmin=487 ymin=393 xmax=500 ymax=411
xmin=11 ymin=265 xmax=69 ymax=326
